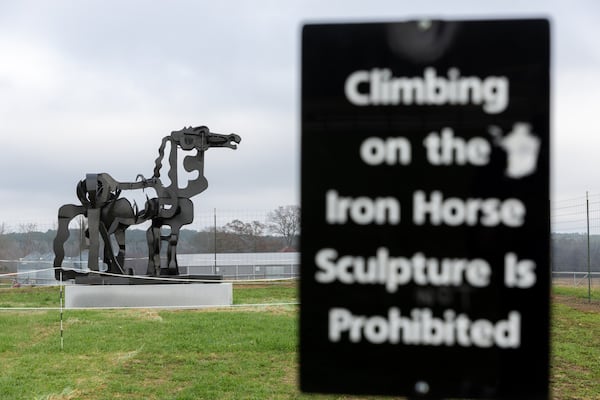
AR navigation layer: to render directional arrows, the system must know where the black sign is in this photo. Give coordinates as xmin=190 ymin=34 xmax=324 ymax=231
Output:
xmin=300 ymin=19 xmax=550 ymax=399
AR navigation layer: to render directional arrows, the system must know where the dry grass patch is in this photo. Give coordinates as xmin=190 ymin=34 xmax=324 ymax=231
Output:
xmin=35 ymin=388 xmax=82 ymax=400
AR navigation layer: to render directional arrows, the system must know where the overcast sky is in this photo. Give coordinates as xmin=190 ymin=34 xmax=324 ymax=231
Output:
xmin=0 ymin=0 xmax=598 ymax=229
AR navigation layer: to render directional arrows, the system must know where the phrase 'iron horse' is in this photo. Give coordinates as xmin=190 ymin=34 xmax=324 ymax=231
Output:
xmin=53 ymin=126 xmax=241 ymax=280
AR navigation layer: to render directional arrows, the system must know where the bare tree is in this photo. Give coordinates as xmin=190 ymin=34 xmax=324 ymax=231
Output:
xmin=225 ymin=220 xmax=265 ymax=236
xmin=0 ymin=224 xmax=24 ymax=269
xmin=18 ymin=222 xmax=38 ymax=257
xmin=223 ymin=219 xmax=266 ymax=252
xmin=0 ymin=223 xmax=13 ymax=272
xmin=267 ymin=206 xmax=300 ymax=249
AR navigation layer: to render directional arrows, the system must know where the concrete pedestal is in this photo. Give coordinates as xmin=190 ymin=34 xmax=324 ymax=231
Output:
xmin=65 ymin=283 xmax=232 ymax=309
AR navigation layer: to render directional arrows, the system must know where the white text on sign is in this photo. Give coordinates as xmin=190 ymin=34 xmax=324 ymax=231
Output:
xmin=314 ymin=247 xmax=535 ymax=293
xmin=344 ymin=67 xmax=509 ymax=114
xmin=328 ymin=307 xmax=521 ymax=348
xmin=325 ymin=189 xmax=525 ymax=227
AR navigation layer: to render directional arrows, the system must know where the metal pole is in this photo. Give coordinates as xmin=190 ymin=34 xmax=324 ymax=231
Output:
xmin=214 ymin=208 xmax=217 ymax=275
xmin=59 ymin=269 xmax=64 ymax=351
xmin=587 ymin=192 xmax=591 ymax=303
xmin=79 ymin=216 xmax=82 ymax=263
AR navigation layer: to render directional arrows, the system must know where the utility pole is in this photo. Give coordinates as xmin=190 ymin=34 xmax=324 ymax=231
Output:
xmin=587 ymin=192 xmax=591 ymax=303
xmin=214 ymin=208 xmax=217 ymax=275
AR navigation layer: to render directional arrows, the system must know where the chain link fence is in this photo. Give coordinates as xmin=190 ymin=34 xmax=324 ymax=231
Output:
xmin=552 ymin=193 xmax=600 ymax=292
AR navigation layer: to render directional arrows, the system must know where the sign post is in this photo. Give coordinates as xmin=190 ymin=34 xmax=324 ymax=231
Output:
xmin=300 ymin=19 xmax=550 ymax=399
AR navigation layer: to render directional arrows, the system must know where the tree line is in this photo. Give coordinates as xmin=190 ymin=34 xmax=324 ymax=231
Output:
xmin=3 ymin=208 xmax=599 ymax=274
xmin=552 ymin=233 xmax=600 ymax=272
xmin=0 ymin=206 xmax=300 ymax=273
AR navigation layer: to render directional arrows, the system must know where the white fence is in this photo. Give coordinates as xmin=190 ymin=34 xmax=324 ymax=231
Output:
xmin=177 ymin=252 xmax=300 ymax=280
xmin=552 ymin=271 xmax=600 ymax=287
xmin=7 ymin=252 xmax=300 ymax=285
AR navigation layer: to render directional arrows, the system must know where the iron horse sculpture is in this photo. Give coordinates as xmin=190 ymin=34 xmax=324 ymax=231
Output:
xmin=53 ymin=126 xmax=241 ymax=280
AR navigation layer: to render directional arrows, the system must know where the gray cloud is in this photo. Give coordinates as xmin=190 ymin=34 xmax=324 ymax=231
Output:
xmin=0 ymin=0 xmax=599 ymax=225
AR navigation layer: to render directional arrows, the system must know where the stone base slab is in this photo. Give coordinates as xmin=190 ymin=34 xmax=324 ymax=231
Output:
xmin=65 ymin=283 xmax=232 ymax=309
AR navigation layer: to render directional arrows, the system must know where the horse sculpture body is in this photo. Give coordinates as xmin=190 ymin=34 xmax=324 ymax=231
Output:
xmin=53 ymin=126 xmax=241 ymax=280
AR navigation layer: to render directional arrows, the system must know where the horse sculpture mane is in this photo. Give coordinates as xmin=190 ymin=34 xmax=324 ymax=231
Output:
xmin=53 ymin=125 xmax=241 ymax=280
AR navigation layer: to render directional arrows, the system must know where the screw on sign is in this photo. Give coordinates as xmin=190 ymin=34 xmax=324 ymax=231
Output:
xmin=301 ymin=19 xmax=550 ymax=399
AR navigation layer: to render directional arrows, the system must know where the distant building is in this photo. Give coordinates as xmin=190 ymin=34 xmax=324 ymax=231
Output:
xmin=177 ymin=252 xmax=300 ymax=279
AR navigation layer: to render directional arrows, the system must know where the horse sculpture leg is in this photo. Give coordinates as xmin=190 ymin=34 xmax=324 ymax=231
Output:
xmin=102 ymin=198 xmax=136 ymax=275
xmin=146 ymin=223 xmax=162 ymax=276
xmin=163 ymin=198 xmax=194 ymax=276
xmin=53 ymin=204 xmax=86 ymax=280
xmin=113 ymin=227 xmax=129 ymax=273
xmin=100 ymin=225 xmax=115 ymax=273
xmin=165 ymin=232 xmax=180 ymax=275
xmin=98 ymin=223 xmax=127 ymax=275
xmin=87 ymin=207 xmax=101 ymax=271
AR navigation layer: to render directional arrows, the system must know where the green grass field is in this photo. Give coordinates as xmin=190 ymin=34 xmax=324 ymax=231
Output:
xmin=0 ymin=283 xmax=598 ymax=399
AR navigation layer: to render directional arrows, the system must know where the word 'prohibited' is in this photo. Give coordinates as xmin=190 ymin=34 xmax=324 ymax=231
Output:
xmin=300 ymin=19 xmax=550 ymax=399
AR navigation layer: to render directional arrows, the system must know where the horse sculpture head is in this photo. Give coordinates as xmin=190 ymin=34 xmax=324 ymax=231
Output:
xmin=152 ymin=125 xmax=241 ymax=181
xmin=170 ymin=126 xmax=241 ymax=151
